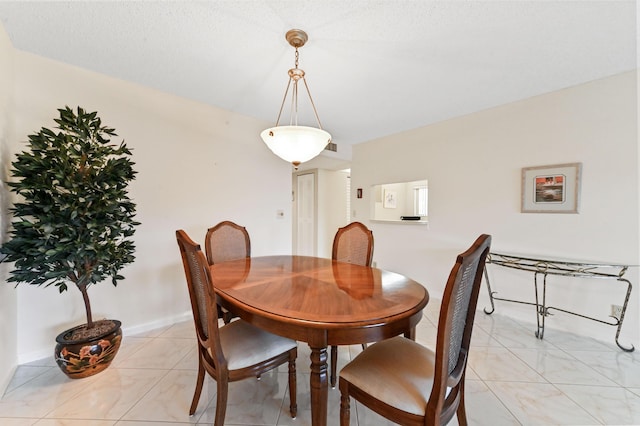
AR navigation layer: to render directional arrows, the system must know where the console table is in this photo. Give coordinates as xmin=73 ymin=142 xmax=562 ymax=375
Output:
xmin=483 ymin=252 xmax=634 ymax=352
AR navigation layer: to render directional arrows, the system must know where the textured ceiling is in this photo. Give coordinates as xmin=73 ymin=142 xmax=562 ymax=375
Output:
xmin=0 ymin=1 xmax=637 ymax=166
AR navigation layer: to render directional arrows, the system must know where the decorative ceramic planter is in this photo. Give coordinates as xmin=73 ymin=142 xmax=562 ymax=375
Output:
xmin=54 ymin=319 xmax=122 ymax=379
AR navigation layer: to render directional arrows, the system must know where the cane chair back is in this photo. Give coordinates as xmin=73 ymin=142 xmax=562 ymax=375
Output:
xmin=205 ymin=220 xmax=251 ymax=265
xmin=332 ymin=221 xmax=374 ymax=266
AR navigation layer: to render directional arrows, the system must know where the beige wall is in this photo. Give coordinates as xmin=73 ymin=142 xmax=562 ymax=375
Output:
xmin=352 ymin=71 xmax=639 ymax=346
xmin=0 ymin=22 xmax=17 ymax=395
xmin=7 ymin=50 xmax=294 ymax=363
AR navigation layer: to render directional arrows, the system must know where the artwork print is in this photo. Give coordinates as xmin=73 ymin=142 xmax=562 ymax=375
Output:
xmin=521 ymin=163 xmax=581 ymax=213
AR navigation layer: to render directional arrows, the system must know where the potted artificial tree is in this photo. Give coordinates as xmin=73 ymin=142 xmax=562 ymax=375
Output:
xmin=1 ymin=106 xmax=139 ymax=379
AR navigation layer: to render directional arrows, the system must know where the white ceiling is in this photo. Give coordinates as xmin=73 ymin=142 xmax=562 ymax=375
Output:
xmin=0 ymin=1 xmax=637 ymax=166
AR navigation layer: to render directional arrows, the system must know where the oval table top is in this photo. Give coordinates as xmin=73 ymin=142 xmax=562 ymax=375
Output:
xmin=210 ymin=255 xmax=429 ymax=329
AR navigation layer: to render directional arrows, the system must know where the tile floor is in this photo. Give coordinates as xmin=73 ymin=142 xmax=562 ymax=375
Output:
xmin=1 ymin=301 xmax=640 ymax=425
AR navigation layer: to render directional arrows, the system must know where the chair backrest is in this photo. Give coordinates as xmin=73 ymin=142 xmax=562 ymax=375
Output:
xmin=176 ymin=230 xmax=225 ymax=366
xmin=427 ymin=234 xmax=491 ymax=424
xmin=205 ymin=221 xmax=251 ymax=265
xmin=331 ymin=221 xmax=374 ymax=266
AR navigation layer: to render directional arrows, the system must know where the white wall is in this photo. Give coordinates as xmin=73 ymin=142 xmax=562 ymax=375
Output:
xmin=8 ymin=50 xmax=293 ymax=363
xmin=351 ymin=71 xmax=640 ymax=347
xmin=0 ymin=21 xmax=17 ymax=395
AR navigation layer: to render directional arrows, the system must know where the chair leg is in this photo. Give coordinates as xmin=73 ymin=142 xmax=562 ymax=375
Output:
xmin=330 ymin=345 xmax=338 ymax=388
xmin=332 ymin=344 xmax=365 ymax=388
xmin=217 ymin=304 xmax=234 ymax=324
xmin=189 ymin=358 xmax=205 ymax=415
xmin=222 ymin=310 xmax=234 ymax=324
xmin=456 ymin=381 xmax=468 ymax=426
xmin=216 ymin=304 xmax=225 ymax=321
xmin=214 ymin=376 xmax=229 ymax=426
xmin=339 ymin=379 xmax=351 ymax=426
xmin=288 ymin=351 xmax=297 ymax=418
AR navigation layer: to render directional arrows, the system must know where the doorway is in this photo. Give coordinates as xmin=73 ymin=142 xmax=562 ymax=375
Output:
xmin=293 ymin=169 xmax=351 ymax=257
xmin=293 ymin=172 xmax=316 ymax=256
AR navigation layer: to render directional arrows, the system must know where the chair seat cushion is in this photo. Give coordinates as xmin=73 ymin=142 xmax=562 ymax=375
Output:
xmin=340 ymin=335 xmax=435 ymax=416
xmin=218 ymin=320 xmax=297 ymax=370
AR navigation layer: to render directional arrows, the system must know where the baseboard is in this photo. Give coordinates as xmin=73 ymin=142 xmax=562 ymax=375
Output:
xmin=17 ymin=311 xmax=193 ymax=365
xmin=121 ymin=312 xmax=192 ymax=336
xmin=0 ymin=364 xmax=17 ymax=397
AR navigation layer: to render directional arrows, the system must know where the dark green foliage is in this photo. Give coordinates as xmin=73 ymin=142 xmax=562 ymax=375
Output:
xmin=1 ymin=106 xmax=139 ymax=326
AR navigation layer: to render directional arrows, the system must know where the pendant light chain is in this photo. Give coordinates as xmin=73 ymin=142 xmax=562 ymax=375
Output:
xmin=291 ymin=47 xmax=300 ymax=126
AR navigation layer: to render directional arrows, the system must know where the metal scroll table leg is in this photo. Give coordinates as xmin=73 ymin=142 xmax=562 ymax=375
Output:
xmin=483 ymin=268 xmax=496 ymax=315
xmin=533 ymin=272 xmax=548 ymax=339
xmin=615 ymin=278 xmax=635 ymax=352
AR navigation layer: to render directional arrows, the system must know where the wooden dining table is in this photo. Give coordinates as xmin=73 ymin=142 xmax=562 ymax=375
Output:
xmin=209 ymin=255 xmax=429 ymax=426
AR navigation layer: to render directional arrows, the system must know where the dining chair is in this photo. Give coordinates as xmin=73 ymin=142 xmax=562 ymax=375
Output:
xmin=338 ymin=234 xmax=491 ymax=426
xmin=205 ymin=220 xmax=251 ymax=323
xmin=332 ymin=221 xmax=374 ymax=266
xmin=205 ymin=220 xmax=251 ymax=264
xmin=330 ymin=221 xmax=374 ymax=387
xmin=176 ymin=230 xmax=297 ymax=425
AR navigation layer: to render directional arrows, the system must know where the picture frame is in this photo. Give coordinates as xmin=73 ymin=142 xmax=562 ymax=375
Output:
xmin=383 ymin=189 xmax=397 ymax=209
xmin=521 ymin=162 xmax=582 ymax=213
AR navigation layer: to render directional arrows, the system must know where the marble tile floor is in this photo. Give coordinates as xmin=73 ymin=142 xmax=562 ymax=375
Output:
xmin=2 ymin=301 xmax=640 ymax=426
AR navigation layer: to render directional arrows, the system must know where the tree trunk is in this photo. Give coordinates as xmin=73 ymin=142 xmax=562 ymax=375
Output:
xmin=79 ymin=284 xmax=94 ymax=329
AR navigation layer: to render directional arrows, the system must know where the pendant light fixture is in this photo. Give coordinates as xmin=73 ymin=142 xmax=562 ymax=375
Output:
xmin=260 ymin=29 xmax=331 ymax=170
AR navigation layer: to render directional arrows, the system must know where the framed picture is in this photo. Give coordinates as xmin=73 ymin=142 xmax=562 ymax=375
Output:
xmin=383 ymin=189 xmax=397 ymax=209
xmin=521 ymin=163 xmax=582 ymax=213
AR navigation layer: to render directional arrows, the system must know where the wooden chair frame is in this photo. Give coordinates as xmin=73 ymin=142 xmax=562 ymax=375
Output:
xmin=338 ymin=234 xmax=491 ymax=426
xmin=176 ymin=230 xmax=297 ymax=425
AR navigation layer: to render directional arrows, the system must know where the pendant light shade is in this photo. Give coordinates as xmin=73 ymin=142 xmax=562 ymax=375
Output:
xmin=261 ymin=125 xmax=331 ymax=168
xmin=261 ymin=29 xmax=332 ymax=170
